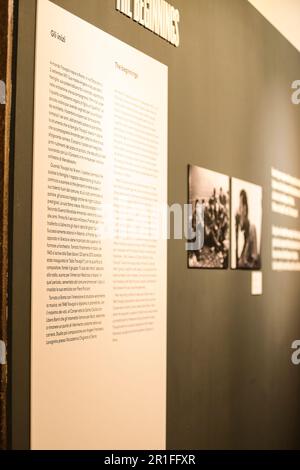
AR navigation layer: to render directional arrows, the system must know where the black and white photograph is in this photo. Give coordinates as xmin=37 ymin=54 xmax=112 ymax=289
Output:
xmin=231 ymin=178 xmax=262 ymax=270
xmin=188 ymin=165 xmax=230 ymax=269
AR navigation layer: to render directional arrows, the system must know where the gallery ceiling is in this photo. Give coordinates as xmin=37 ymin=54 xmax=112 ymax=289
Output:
xmin=248 ymin=0 xmax=300 ymax=53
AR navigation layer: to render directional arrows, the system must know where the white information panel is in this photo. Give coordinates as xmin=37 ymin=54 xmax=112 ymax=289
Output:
xmin=31 ymin=0 xmax=167 ymax=450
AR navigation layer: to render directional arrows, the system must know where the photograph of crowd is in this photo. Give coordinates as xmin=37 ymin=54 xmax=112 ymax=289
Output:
xmin=188 ymin=165 xmax=230 ymax=269
xmin=231 ymin=178 xmax=262 ymax=270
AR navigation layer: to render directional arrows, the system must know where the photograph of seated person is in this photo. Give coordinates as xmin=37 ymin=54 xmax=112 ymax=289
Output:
xmin=231 ymin=178 xmax=262 ymax=270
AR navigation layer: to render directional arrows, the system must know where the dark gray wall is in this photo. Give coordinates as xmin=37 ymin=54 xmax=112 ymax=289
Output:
xmin=11 ymin=0 xmax=300 ymax=449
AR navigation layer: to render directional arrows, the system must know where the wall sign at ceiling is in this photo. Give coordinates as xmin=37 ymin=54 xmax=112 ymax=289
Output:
xmin=116 ymin=0 xmax=180 ymax=47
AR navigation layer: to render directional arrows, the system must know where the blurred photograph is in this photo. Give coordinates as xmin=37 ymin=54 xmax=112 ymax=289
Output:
xmin=188 ymin=165 xmax=230 ymax=269
xmin=231 ymin=178 xmax=262 ymax=270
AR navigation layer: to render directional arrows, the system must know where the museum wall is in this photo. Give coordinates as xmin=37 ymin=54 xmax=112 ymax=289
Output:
xmin=11 ymin=0 xmax=300 ymax=449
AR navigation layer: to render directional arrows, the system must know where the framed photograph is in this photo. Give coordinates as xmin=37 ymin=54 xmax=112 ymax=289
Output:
xmin=188 ymin=165 xmax=230 ymax=269
xmin=231 ymin=178 xmax=262 ymax=270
